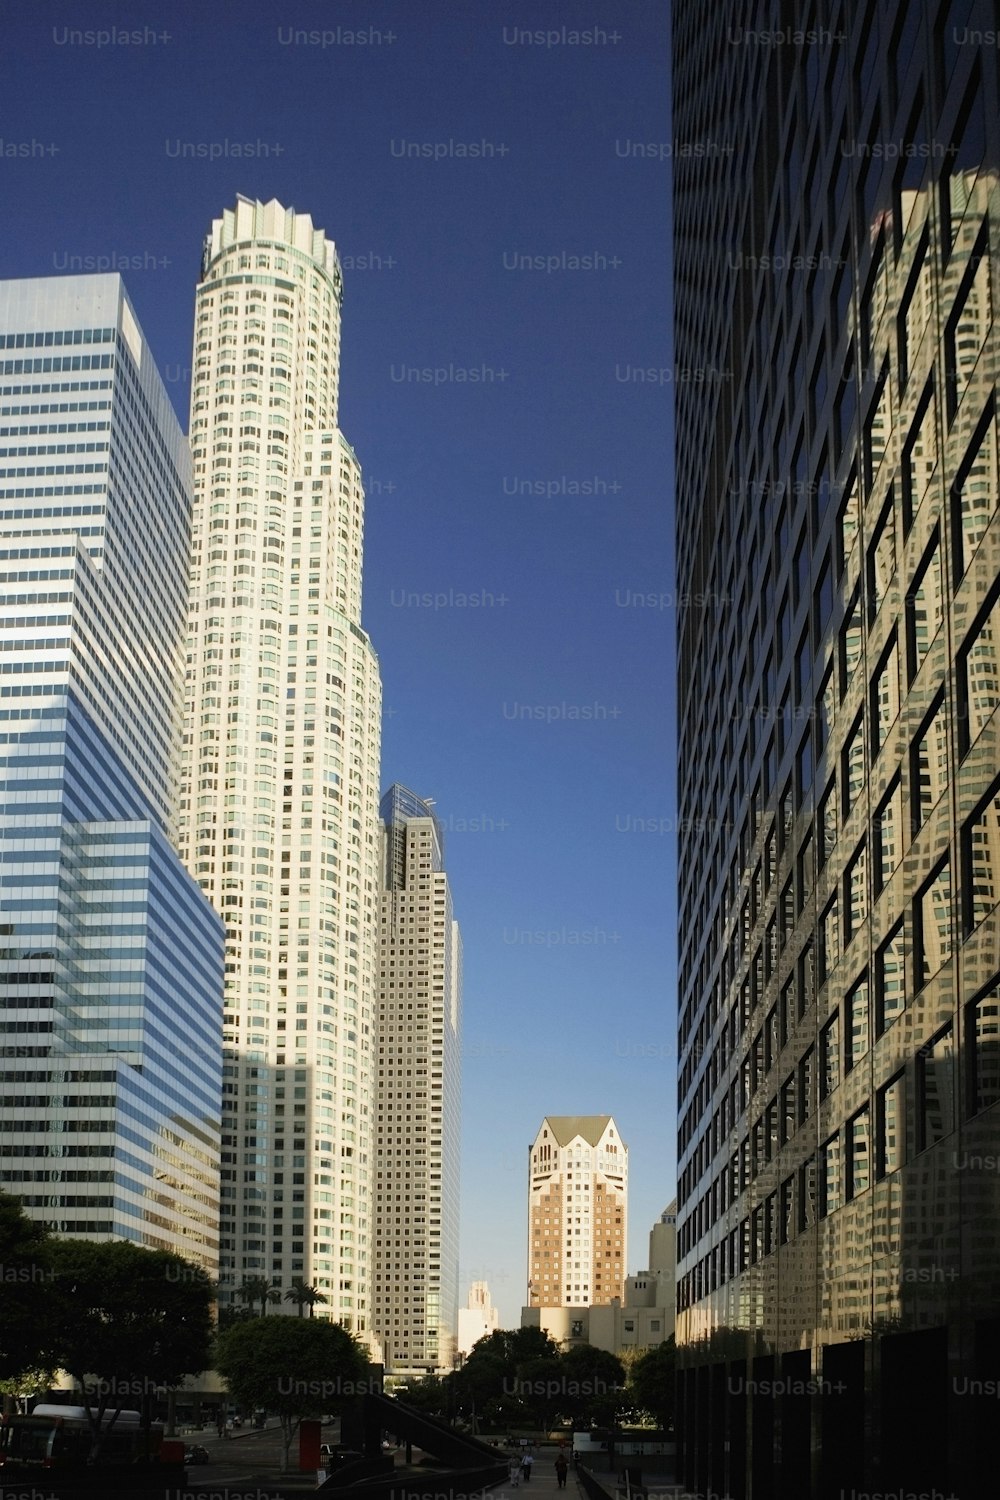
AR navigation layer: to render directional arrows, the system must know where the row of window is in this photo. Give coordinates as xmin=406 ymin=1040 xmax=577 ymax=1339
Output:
xmin=679 ymin=979 xmax=1000 ymax=1267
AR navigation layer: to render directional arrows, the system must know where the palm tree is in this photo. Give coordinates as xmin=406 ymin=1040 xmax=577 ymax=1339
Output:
xmin=239 ymin=1276 xmax=281 ymax=1316
xmin=284 ymin=1278 xmax=328 ymax=1318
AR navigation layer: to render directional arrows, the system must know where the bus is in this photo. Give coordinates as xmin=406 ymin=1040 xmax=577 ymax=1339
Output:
xmin=0 ymin=1403 xmax=169 ymax=1477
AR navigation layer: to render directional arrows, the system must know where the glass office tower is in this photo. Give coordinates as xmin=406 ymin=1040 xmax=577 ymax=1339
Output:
xmin=179 ymin=199 xmax=383 ymax=1330
xmin=373 ymin=785 xmax=461 ymax=1375
xmin=0 ymin=275 xmax=224 ymax=1269
xmin=673 ymin=4 xmax=1000 ymax=1496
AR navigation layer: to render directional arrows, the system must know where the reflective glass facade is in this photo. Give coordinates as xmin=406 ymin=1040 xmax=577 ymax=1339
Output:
xmin=0 ymin=275 xmax=224 ymax=1269
xmin=674 ymin=4 xmax=1000 ymax=1495
xmin=373 ymin=785 xmax=461 ymax=1374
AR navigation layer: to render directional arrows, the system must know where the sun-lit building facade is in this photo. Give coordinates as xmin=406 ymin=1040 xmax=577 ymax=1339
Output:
xmin=178 ymin=198 xmax=382 ymax=1328
xmin=527 ymin=1115 xmax=627 ymax=1309
xmin=373 ymin=785 xmax=462 ymax=1375
xmin=0 ymin=274 xmax=223 ymax=1269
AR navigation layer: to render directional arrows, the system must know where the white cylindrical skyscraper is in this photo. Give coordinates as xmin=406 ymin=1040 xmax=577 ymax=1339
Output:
xmin=179 ymin=197 xmax=382 ymax=1332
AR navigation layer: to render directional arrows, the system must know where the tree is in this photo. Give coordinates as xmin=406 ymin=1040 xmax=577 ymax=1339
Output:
xmin=284 ymin=1278 xmax=328 ymax=1318
xmin=396 ymin=1373 xmax=447 ymax=1417
xmin=0 ymin=1191 xmax=56 ymax=1381
xmin=556 ymin=1344 xmax=626 ymax=1427
xmin=238 ymin=1275 xmax=281 ymax=1316
xmin=628 ymin=1338 xmax=675 ymax=1431
xmin=46 ymin=1239 xmax=215 ymax=1460
xmin=214 ymin=1316 xmax=369 ymax=1470
xmin=453 ymin=1326 xmax=562 ymax=1429
xmin=0 ymin=1368 xmax=57 ymax=1417
xmin=217 ymin=1303 xmax=254 ymax=1331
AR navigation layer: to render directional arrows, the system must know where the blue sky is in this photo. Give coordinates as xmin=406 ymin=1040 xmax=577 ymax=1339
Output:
xmin=1 ymin=0 xmax=673 ymax=1325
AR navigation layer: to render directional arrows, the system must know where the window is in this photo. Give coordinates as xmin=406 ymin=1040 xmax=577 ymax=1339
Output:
xmin=898 ymin=231 xmax=931 ymax=390
xmin=820 ymin=1011 xmax=841 ymax=1099
xmin=798 ymin=1157 xmax=816 ymax=1231
xmin=905 ymin=532 xmax=943 ymax=682
xmin=779 ymin=1176 xmax=794 ymax=1245
xmin=941 ymin=61 xmax=985 ymax=247
xmin=867 ymin=500 xmax=896 ymax=623
xmin=958 ymin=585 xmax=1000 ymax=755
xmin=836 ymin=345 xmax=858 ymax=463
xmin=874 ymin=777 xmax=903 ymax=893
xmin=798 ymin=1046 xmax=815 ymax=1125
xmin=815 ymin=557 xmax=834 ymax=643
xmin=819 ymin=779 xmax=838 ymax=867
xmin=918 ymin=1024 xmax=955 ymax=1151
xmin=779 ymin=979 xmax=793 ymax=1050
xmin=797 ymin=730 xmax=813 ymax=801
xmin=945 ymin=229 xmax=991 ymax=422
xmin=797 ymin=629 xmax=813 ymax=705
xmin=780 ymin=1072 xmax=797 ymax=1146
xmin=966 ymin=980 xmax=1000 ymax=1118
xmin=845 ymin=841 xmax=868 ymax=946
xmin=820 ymin=1134 xmax=841 ymax=1218
xmin=865 ymin=362 xmax=891 ymax=485
xmin=838 ymin=469 xmax=860 ymax=576
xmin=876 ymin=1073 xmax=905 ymax=1178
xmin=910 ymin=694 xmax=948 ymax=831
xmin=950 ymin=402 xmax=997 ymax=582
xmin=846 ymin=976 xmax=869 ymax=1071
xmin=961 ymin=778 xmax=1000 ymax=935
xmin=870 ymin=635 xmax=900 ymax=758
xmin=891 ymin=89 xmax=928 ymax=251
xmin=916 ymin=860 xmax=952 ymax=988
xmin=798 ymin=941 xmax=815 ymax=1020
xmin=901 ymin=381 xmax=937 ymax=534
xmin=798 ymin=831 xmax=813 ymax=912
xmin=875 ymin=920 xmax=906 ymax=1035
xmin=767 ymin=1003 xmax=780 ymax=1069
xmin=816 ymin=668 xmax=836 ymax=761
xmin=840 ymin=590 xmax=863 ymax=697
xmin=861 ymin=231 xmax=889 ymax=360
xmin=821 ymin=894 xmax=840 ymax=982
xmin=842 ymin=715 xmax=865 ymax=817
xmin=847 ymin=1106 xmax=870 ymax=1199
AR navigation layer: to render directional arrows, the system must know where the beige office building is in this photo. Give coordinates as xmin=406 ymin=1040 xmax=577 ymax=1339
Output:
xmin=373 ymin=786 xmax=462 ymax=1375
xmin=527 ymin=1115 xmax=627 ymax=1309
xmin=523 ymin=1202 xmax=675 ymax=1356
xmin=178 ymin=196 xmax=382 ymax=1330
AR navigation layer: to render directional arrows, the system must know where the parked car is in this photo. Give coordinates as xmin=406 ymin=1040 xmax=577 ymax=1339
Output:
xmin=320 ymin=1443 xmax=364 ymax=1466
xmin=185 ymin=1444 xmax=211 ymax=1465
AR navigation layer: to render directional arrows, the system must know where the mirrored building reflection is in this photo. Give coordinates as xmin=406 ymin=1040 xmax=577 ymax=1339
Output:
xmin=673 ymin=4 xmax=1000 ymax=1495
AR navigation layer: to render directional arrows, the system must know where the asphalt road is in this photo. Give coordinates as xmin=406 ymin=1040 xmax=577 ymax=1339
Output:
xmin=177 ymin=1417 xmax=332 ymax=1488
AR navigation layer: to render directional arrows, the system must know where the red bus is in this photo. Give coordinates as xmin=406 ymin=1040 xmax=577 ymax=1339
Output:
xmin=0 ymin=1403 xmax=166 ymax=1476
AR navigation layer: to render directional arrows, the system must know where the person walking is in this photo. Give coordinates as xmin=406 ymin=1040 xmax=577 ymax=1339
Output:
xmin=508 ymin=1458 xmax=521 ymax=1488
xmin=521 ymin=1453 xmax=534 ymax=1483
xmin=554 ymin=1455 xmax=568 ymax=1489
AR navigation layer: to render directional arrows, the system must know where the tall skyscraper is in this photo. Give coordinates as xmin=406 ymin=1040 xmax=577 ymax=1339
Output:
xmin=527 ymin=1115 xmax=627 ymax=1308
xmin=0 ymin=274 xmax=224 ymax=1268
xmin=373 ymin=784 xmax=461 ymax=1375
xmin=674 ymin=6 xmax=1000 ymax=1497
xmin=179 ymin=198 xmax=383 ymax=1329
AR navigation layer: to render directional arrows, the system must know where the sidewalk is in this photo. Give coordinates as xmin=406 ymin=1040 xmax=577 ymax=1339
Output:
xmin=498 ymin=1454 xmax=572 ymax=1495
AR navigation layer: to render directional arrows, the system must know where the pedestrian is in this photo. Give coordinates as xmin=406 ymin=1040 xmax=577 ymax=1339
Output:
xmin=555 ymin=1455 xmax=568 ymax=1489
xmin=509 ymin=1459 xmax=521 ymax=1488
xmin=521 ymin=1453 xmax=534 ymax=1483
